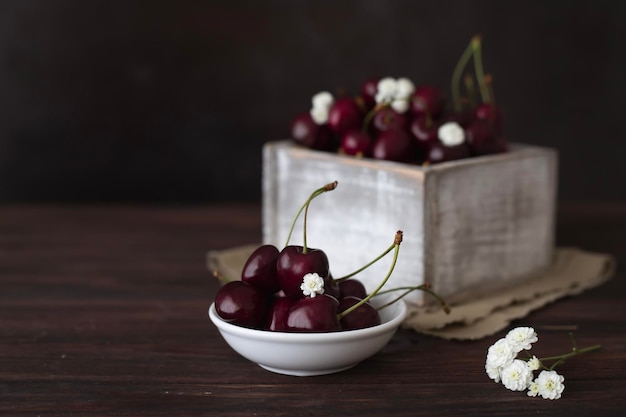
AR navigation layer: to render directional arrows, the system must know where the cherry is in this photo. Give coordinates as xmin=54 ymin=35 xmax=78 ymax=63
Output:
xmin=338 ymin=278 xmax=367 ymax=299
xmin=285 ymin=294 xmax=341 ymax=332
xmin=370 ymin=107 xmax=408 ymax=135
xmin=465 ymin=119 xmax=501 ymax=156
xmin=410 ymin=85 xmax=445 ymax=120
xmin=442 ymin=111 xmax=474 ymax=128
xmin=264 ymin=296 xmax=297 ymax=332
xmin=324 ymin=274 xmax=342 ymax=299
xmin=241 ymin=244 xmax=280 ymax=294
xmin=410 ymin=117 xmax=440 ymax=163
xmin=474 ymin=103 xmax=503 ymax=135
xmin=372 ymin=129 xmax=416 ymax=163
xmin=290 ymin=112 xmax=334 ymax=151
xmin=338 ymin=296 xmax=381 ymax=330
xmin=359 ymin=77 xmax=379 ymax=110
xmin=214 ymin=281 xmax=268 ymax=328
xmin=340 ymin=129 xmax=372 ymax=157
xmin=276 ymin=245 xmax=330 ymax=298
xmin=426 ymin=140 xmax=471 ymax=164
xmin=328 ymin=97 xmax=363 ymax=137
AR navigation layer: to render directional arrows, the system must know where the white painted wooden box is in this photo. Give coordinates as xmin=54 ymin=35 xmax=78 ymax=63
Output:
xmin=262 ymin=141 xmax=558 ymax=305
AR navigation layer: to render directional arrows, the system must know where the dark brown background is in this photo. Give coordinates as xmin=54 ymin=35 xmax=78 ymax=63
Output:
xmin=1 ymin=0 xmax=624 ymax=203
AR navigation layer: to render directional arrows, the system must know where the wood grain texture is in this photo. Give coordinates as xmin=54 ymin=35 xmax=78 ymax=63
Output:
xmin=1 ymin=204 xmax=625 ymax=416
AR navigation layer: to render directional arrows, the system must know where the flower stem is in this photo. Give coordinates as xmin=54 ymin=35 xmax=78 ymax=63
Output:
xmin=337 ymin=231 xmax=402 ymax=319
xmin=283 ymin=181 xmax=338 ymax=249
xmin=538 ymin=339 xmax=602 ymax=371
xmin=373 ymin=285 xmax=450 ymax=313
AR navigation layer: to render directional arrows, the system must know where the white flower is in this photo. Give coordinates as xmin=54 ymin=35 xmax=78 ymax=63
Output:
xmin=501 ymin=359 xmax=534 ymax=391
xmin=390 ymin=98 xmax=410 ymax=113
xmin=485 ymin=362 xmax=502 ymax=383
xmin=311 ymin=91 xmax=334 ymax=110
xmin=310 ymin=106 xmax=330 ymax=125
xmin=310 ymin=91 xmax=334 ymax=125
xmin=527 ymin=355 xmax=541 ymax=371
xmin=535 ymin=370 xmax=565 ymax=400
xmin=395 ymin=77 xmax=415 ymax=99
xmin=486 ymin=338 xmax=515 ymax=369
xmin=438 ymin=122 xmax=465 ymax=146
xmin=375 ymin=77 xmax=397 ymax=104
xmin=527 ymin=380 xmax=540 ymax=397
xmin=506 ymin=327 xmax=538 ymax=352
xmin=300 ymin=272 xmax=325 ymax=297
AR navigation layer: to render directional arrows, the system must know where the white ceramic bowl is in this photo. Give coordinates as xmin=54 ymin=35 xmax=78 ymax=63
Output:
xmin=209 ymin=294 xmax=407 ymax=376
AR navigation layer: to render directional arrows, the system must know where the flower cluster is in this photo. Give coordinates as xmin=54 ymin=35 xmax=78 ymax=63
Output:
xmin=485 ymin=326 xmax=600 ymax=400
xmin=374 ymin=77 xmax=415 ymax=113
xmin=310 ymin=91 xmax=334 ymax=125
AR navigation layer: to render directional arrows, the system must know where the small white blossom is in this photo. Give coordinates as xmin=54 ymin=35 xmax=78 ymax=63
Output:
xmin=485 ymin=362 xmax=502 ymax=383
xmin=438 ymin=122 xmax=465 ymax=146
xmin=527 ymin=355 xmax=541 ymax=371
xmin=501 ymin=359 xmax=534 ymax=392
xmin=535 ymin=370 xmax=565 ymax=400
xmin=395 ymin=77 xmax=415 ymax=99
xmin=310 ymin=106 xmax=330 ymax=125
xmin=311 ymin=91 xmax=334 ymax=110
xmin=375 ymin=77 xmax=397 ymax=104
xmin=527 ymin=381 xmax=540 ymax=397
xmin=309 ymin=91 xmax=334 ymax=125
xmin=300 ymin=273 xmax=325 ymax=297
xmin=390 ymin=99 xmax=410 ymax=113
xmin=506 ymin=327 xmax=538 ymax=353
xmin=486 ymin=338 xmax=515 ymax=369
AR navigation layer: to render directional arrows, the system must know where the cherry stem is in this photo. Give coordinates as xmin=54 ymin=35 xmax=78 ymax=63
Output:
xmin=451 ymin=36 xmax=478 ymax=112
xmin=472 ymin=36 xmax=490 ymax=104
xmin=333 ymin=240 xmax=397 ymax=282
xmin=337 ymin=231 xmax=402 ymax=320
xmin=362 ymin=102 xmax=387 ymax=132
xmin=484 ymin=74 xmax=496 ymax=108
xmin=284 ymin=181 xmax=338 ymax=249
xmin=212 ymin=270 xmax=232 ymax=285
xmin=373 ymin=285 xmax=450 ymax=314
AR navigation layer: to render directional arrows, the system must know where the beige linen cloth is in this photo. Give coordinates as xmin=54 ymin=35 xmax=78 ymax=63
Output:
xmin=207 ymin=246 xmax=615 ymax=340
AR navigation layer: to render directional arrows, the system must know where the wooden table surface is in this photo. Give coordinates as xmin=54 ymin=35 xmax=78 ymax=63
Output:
xmin=1 ymin=204 xmax=625 ymax=416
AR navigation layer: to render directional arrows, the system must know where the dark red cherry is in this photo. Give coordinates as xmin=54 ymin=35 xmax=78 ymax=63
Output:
xmin=359 ymin=77 xmax=379 ymax=110
xmin=338 ymin=279 xmax=367 ymax=299
xmin=370 ymin=107 xmax=408 ymax=135
xmin=241 ymin=244 xmax=280 ymax=294
xmin=276 ymin=245 xmax=330 ymax=298
xmin=372 ymin=129 xmax=416 ymax=163
xmin=340 ymin=130 xmax=372 ymax=157
xmin=410 ymin=117 xmax=440 ymax=163
xmin=474 ymin=103 xmax=503 ymax=135
xmin=410 ymin=85 xmax=445 ymax=120
xmin=426 ymin=140 xmax=471 ymax=164
xmin=328 ymin=97 xmax=363 ymax=137
xmin=324 ymin=275 xmax=341 ymax=300
xmin=285 ymin=294 xmax=341 ymax=332
xmin=290 ymin=112 xmax=334 ymax=151
xmin=214 ymin=281 xmax=267 ymax=328
xmin=465 ymin=119 xmax=501 ymax=156
xmin=264 ymin=296 xmax=297 ymax=332
xmin=338 ymin=296 xmax=381 ymax=330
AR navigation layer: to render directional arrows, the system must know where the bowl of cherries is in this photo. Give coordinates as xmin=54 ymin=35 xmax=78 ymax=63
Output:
xmin=209 ymin=181 xmax=447 ymax=376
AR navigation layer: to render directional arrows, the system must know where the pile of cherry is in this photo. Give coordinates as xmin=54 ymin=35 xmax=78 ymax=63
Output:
xmin=289 ymin=35 xmax=507 ymax=165
xmin=213 ymin=182 xmax=445 ymax=333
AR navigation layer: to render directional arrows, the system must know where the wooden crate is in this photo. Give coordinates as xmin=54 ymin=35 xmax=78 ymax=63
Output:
xmin=262 ymin=141 xmax=557 ymax=305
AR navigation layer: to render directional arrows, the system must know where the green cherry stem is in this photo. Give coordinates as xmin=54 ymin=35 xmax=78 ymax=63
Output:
xmin=451 ymin=36 xmax=477 ymax=112
xmin=471 ymin=36 xmax=490 ymax=104
xmin=337 ymin=231 xmax=402 ymax=320
xmin=283 ymin=181 xmax=338 ymax=249
xmin=333 ymin=240 xmax=397 ymax=282
xmin=361 ymin=102 xmax=387 ymax=132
